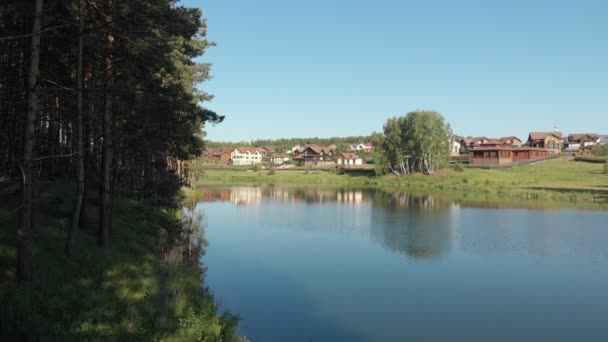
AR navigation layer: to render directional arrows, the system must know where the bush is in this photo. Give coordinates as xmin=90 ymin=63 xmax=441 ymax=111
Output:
xmin=453 ymin=163 xmax=464 ymax=172
xmin=267 ymin=169 xmax=276 ymax=175
xmin=603 ymin=164 xmax=608 ymax=174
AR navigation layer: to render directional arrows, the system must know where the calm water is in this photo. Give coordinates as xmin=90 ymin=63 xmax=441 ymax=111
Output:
xmin=193 ymin=187 xmax=608 ymax=342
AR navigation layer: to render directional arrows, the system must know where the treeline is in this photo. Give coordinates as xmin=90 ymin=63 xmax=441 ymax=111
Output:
xmin=207 ymin=135 xmax=373 ymax=152
xmin=0 ymin=0 xmax=220 ymax=277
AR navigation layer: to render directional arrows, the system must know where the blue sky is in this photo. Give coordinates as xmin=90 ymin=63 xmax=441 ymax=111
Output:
xmin=181 ymin=0 xmax=608 ymax=142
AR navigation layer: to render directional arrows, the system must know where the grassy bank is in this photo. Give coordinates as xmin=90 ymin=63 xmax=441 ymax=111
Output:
xmin=0 ymin=180 xmax=241 ymax=341
xmin=197 ymin=157 xmax=608 ymax=203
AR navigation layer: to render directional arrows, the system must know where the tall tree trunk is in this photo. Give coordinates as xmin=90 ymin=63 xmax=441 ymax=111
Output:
xmin=17 ymin=0 xmax=43 ymax=282
xmin=98 ymin=0 xmax=113 ymax=248
xmin=65 ymin=0 xmax=85 ymax=256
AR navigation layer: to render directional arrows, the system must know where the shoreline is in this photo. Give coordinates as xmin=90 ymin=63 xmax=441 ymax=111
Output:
xmin=195 ymin=157 xmax=608 ymax=206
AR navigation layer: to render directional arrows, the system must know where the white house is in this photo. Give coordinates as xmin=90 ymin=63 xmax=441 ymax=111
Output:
xmin=451 ymin=140 xmax=461 ymax=156
xmin=271 ymin=154 xmax=291 ymax=165
xmin=231 ymin=147 xmax=262 ymax=166
xmin=337 ymin=153 xmax=363 ymax=166
xmin=351 ymin=143 xmax=373 ymax=152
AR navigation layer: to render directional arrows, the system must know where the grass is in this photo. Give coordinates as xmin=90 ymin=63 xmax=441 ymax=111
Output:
xmin=197 ymin=157 xmax=608 ymax=203
xmin=0 ymin=180 xmax=243 ymax=341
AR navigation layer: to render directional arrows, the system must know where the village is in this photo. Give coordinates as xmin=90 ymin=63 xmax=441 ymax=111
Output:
xmin=203 ymin=131 xmax=608 ymax=169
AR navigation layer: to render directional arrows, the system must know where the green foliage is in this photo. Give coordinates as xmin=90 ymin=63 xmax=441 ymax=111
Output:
xmin=593 ymin=144 xmax=608 ymax=157
xmin=381 ymin=111 xmax=452 ymax=175
xmin=267 ymin=168 xmax=276 ymax=175
xmin=453 ymin=163 xmax=464 ymax=172
xmin=0 ymin=182 xmax=240 ymax=340
xmin=206 ymin=135 xmax=374 ymax=152
xmin=603 ymin=164 xmax=608 ymax=174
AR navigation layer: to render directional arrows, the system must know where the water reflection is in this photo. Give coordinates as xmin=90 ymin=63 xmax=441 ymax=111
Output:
xmin=196 ymin=186 xmax=608 ymax=262
xmin=197 ymin=186 xmax=608 ymax=342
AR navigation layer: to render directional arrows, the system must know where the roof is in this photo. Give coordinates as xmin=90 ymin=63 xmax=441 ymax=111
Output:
xmin=499 ymin=136 xmax=522 ymax=142
xmin=272 ymin=153 xmax=290 ymax=158
xmin=304 ymin=144 xmax=335 ymax=154
xmin=339 ymin=153 xmax=359 ymax=159
xmin=470 ymin=147 xmax=549 ymax=152
xmin=481 ymin=139 xmax=506 ymax=145
xmin=528 ymin=132 xmax=562 ymax=140
xmin=461 ymin=138 xmax=474 ymax=145
xmin=234 ymin=147 xmax=262 ymax=154
xmin=568 ymin=133 xmax=598 ymax=141
xmin=260 ymin=146 xmax=276 ymax=152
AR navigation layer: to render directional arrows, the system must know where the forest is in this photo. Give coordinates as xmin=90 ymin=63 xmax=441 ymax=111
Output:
xmin=1 ymin=0 xmax=241 ymax=340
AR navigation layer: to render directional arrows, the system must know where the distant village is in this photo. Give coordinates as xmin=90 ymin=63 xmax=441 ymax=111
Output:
xmin=204 ymin=131 xmax=608 ymax=168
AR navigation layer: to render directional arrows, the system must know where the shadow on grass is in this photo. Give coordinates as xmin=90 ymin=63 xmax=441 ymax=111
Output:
xmin=0 ymin=180 xmax=241 ymax=341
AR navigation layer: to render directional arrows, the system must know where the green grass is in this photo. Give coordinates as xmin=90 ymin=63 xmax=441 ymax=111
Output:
xmin=197 ymin=157 xmax=608 ymax=203
xmin=0 ymin=180 xmax=242 ymax=341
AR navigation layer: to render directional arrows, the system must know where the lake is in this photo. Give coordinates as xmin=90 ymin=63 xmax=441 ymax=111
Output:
xmin=191 ymin=186 xmax=608 ymax=341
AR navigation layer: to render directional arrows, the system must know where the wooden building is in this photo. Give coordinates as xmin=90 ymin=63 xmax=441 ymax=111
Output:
xmin=470 ymin=147 xmax=550 ymax=166
xmin=527 ymin=132 xmax=562 ymax=153
xmin=499 ymin=136 xmax=523 ymax=147
xmin=302 ymin=144 xmax=336 ymax=166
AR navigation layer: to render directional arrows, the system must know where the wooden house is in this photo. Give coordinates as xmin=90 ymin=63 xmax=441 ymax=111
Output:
xmin=527 ymin=132 xmax=562 ymax=153
xmin=499 ymin=136 xmax=523 ymax=147
xmin=302 ymin=144 xmax=336 ymax=166
xmin=470 ymin=147 xmax=549 ymax=166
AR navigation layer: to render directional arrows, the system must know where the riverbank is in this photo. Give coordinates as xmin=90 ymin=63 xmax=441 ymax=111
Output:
xmin=197 ymin=157 xmax=608 ymax=203
xmin=0 ymin=180 xmax=241 ymax=341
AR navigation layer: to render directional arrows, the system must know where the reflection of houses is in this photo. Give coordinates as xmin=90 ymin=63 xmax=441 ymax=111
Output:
xmin=469 ymin=147 xmax=549 ymax=166
xmin=337 ymin=153 xmax=362 ymax=166
xmin=230 ymin=187 xmax=263 ymax=205
xmin=564 ymin=133 xmax=599 ymax=152
xmin=302 ymin=144 xmax=336 ymax=166
xmin=527 ymin=131 xmax=562 ymax=153
xmin=231 ymin=147 xmax=263 ymax=165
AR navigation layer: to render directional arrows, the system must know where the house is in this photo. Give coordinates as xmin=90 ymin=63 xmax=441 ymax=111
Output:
xmin=291 ymin=145 xmax=304 ymax=153
xmin=337 ymin=153 xmax=362 ymax=166
xmin=203 ymin=148 xmax=221 ymax=162
xmin=499 ymin=136 xmax=523 ymax=147
xmin=598 ymin=135 xmax=608 ymax=145
xmin=231 ymin=147 xmax=263 ymax=166
xmin=351 ymin=143 xmax=373 ymax=153
xmin=460 ymin=137 xmax=489 ymax=153
xmin=259 ymin=146 xmax=276 ymax=155
xmin=220 ymin=149 xmax=233 ymax=163
xmin=526 ymin=132 xmax=562 ymax=153
xmin=480 ymin=139 xmax=508 ymax=148
xmin=271 ymin=153 xmax=291 ymax=165
xmin=451 ymin=140 xmax=461 ymax=156
xmin=302 ymin=144 xmax=336 ymax=166
xmin=564 ymin=133 xmax=599 ymax=152
xmin=469 ymin=147 xmax=550 ymax=166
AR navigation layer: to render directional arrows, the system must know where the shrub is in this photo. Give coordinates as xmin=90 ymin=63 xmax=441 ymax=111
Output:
xmin=603 ymin=164 xmax=608 ymax=174
xmin=453 ymin=163 xmax=464 ymax=172
xmin=267 ymin=169 xmax=276 ymax=175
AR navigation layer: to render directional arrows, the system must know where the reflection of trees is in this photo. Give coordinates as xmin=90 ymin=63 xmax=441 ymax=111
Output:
xmin=370 ymin=192 xmax=453 ymax=260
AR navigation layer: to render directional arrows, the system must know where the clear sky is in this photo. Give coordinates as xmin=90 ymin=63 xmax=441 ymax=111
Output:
xmin=180 ymin=0 xmax=608 ymax=142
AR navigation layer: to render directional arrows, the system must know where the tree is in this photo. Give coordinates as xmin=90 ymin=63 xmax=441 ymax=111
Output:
xmin=17 ymin=0 xmax=43 ymax=282
xmin=65 ymin=0 xmax=86 ymax=256
xmin=379 ymin=111 xmax=452 ymax=175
